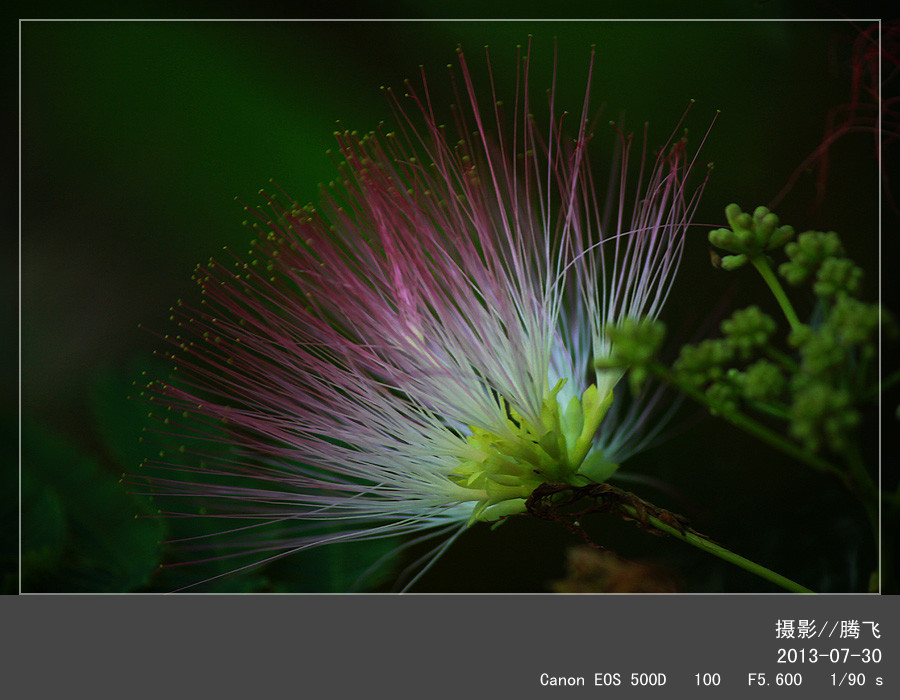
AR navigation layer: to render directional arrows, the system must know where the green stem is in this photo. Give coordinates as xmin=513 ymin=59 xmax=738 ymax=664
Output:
xmin=751 ymin=256 xmax=803 ymax=334
xmin=747 ymin=398 xmax=791 ymax=421
xmin=529 ymin=483 xmax=814 ymax=593
xmin=633 ymin=508 xmax=814 ymax=593
xmin=764 ymin=346 xmax=800 ymax=373
xmin=650 ymin=361 xmax=844 ymax=479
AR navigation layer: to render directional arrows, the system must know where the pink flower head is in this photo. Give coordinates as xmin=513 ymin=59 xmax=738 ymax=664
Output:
xmin=137 ymin=42 xmax=712 ymax=590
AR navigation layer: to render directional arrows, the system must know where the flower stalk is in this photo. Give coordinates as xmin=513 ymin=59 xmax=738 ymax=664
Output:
xmin=643 ymin=511 xmax=813 ymax=593
xmin=524 ymin=482 xmax=813 ymax=593
xmin=750 ymin=256 xmax=803 ymax=334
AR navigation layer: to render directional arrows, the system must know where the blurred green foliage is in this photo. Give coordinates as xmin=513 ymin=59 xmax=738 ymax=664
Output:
xmin=21 ymin=419 xmax=163 ymax=591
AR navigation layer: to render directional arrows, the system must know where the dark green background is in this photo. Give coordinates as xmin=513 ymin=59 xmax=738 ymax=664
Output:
xmin=15 ymin=7 xmax=892 ymax=592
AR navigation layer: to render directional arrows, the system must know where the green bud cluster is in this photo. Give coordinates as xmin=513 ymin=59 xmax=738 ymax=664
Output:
xmin=597 ymin=318 xmax=666 ymax=394
xmin=720 ymin=305 xmax=777 ymax=359
xmin=602 ymin=318 xmax=666 ymax=366
xmin=791 ymin=325 xmax=846 ymax=377
xmin=788 ymin=381 xmax=860 ymax=453
xmin=778 ymin=230 xmax=844 ymax=285
xmin=673 ymin=339 xmax=735 ymax=388
xmin=827 ymin=295 xmax=882 ymax=347
xmin=778 ymin=229 xmax=864 ymax=301
xmin=674 ymin=311 xmax=785 ymax=415
xmin=814 ymin=257 xmax=863 ymax=299
xmin=647 ymin=205 xmax=883 ymax=464
xmin=784 ymin=295 xmax=884 ymax=452
xmin=705 ymin=380 xmax=740 ymax=415
xmin=790 ymin=297 xmax=881 ymax=380
xmin=730 ymin=360 xmax=786 ymax=402
xmin=708 ymin=203 xmax=795 ymax=270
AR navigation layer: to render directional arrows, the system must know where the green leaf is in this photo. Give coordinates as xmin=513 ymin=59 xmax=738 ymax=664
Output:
xmin=21 ymin=420 xmax=164 ymax=592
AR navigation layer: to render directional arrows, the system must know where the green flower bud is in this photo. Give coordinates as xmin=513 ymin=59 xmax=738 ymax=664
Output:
xmin=725 ymin=202 xmax=750 ymax=232
xmin=721 ymin=253 xmax=749 ymax=270
xmin=767 ymin=224 xmax=796 ymax=250
xmin=708 ymin=227 xmax=741 ymax=253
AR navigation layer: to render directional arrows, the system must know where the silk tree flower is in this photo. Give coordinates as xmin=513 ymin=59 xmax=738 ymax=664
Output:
xmin=139 ymin=45 xmax=711 ymax=590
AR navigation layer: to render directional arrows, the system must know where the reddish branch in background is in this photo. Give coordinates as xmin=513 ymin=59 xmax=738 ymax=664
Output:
xmin=770 ymin=21 xmax=899 ymax=214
